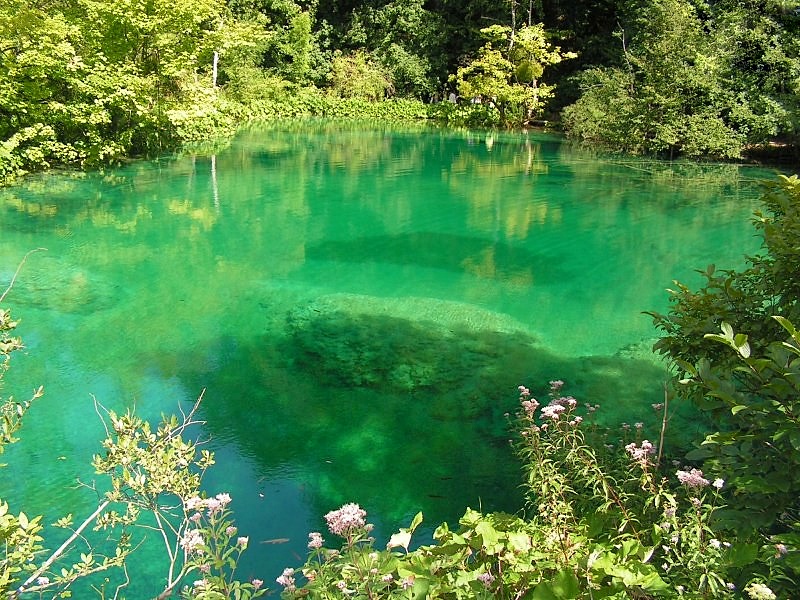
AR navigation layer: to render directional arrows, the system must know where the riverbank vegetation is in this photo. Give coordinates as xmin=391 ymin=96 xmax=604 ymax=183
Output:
xmin=1 ymin=174 xmax=799 ymax=597
xmin=2 ymin=0 xmax=798 ymax=182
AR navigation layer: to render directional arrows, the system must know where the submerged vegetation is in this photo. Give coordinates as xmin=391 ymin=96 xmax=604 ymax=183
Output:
xmin=0 ymin=174 xmax=799 ymax=597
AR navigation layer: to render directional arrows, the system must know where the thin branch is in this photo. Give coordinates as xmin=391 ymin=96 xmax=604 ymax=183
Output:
xmin=113 ymin=563 xmax=131 ymax=600
xmin=15 ymin=499 xmax=111 ymax=594
xmin=509 ymin=0 xmax=517 ymax=52
xmin=152 ymin=509 xmax=180 ymax=587
xmin=617 ymin=22 xmax=636 ymax=93
xmin=93 ymin=395 xmax=112 ymax=439
xmin=656 ymin=383 xmax=670 ymax=469
xmin=58 ymin=558 xmax=126 ymax=597
xmin=177 ymin=389 xmax=206 ymax=432
xmin=0 ymin=248 xmax=46 ymax=304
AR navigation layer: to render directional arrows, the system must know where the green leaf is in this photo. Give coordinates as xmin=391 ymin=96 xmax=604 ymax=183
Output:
xmin=686 ymin=446 xmax=714 ymax=460
xmin=724 ymin=542 xmax=758 ymax=567
xmin=531 ymin=583 xmax=558 ymax=600
xmin=534 ymin=569 xmax=580 ymax=599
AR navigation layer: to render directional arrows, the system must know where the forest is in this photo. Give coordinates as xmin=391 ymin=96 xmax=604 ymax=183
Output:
xmin=2 ymin=0 xmax=799 ymax=183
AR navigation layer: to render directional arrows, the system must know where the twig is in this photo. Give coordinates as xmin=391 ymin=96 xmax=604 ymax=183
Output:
xmin=617 ymin=22 xmax=635 ymax=93
xmin=15 ymin=499 xmax=111 ymax=594
xmin=113 ymin=563 xmax=131 ymax=599
xmin=93 ymin=395 xmax=112 ymax=439
xmin=152 ymin=508 xmax=183 ymax=595
xmin=0 ymin=248 xmax=46 ymax=304
xmin=656 ymin=383 xmax=669 ymax=468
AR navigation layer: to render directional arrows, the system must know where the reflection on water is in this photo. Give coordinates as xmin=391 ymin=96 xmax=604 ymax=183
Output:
xmin=305 ymin=232 xmax=559 ymax=287
xmin=0 ymin=120 xmax=773 ymax=593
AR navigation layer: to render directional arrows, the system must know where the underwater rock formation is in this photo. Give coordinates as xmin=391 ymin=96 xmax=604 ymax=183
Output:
xmin=1 ymin=256 xmax=121 ymax=314
xmin=285 ymin=293 xmax=538 ymax=394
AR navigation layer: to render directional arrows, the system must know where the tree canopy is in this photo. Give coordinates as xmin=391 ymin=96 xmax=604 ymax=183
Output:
xmin=1 ymin=0 xmax=798 ymax=179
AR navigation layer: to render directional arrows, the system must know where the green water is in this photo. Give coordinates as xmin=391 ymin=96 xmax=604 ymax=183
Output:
xmin=0 ymin=121 xmax=773 ymax=594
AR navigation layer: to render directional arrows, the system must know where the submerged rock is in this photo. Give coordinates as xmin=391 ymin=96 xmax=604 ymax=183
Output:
xmin=0 ymin=257 xmax=121 ymax=314
xmin=286 ymin=293 xmax=533 ymax=335
xmin=285 ymin=293 xmax=537 ymax=394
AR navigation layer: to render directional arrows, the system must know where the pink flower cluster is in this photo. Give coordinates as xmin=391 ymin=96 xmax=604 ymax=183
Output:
xmin=325 ymin=503 xmax=368 ymax=536
xmin=180 ymin=528 xmax=204 ymax=554
xmin=519 ymin=386 xmax=540 ymax=415
xmin=555 ymin=396 xmax=578 ymax=409
xmin=676 ymin=468 xmax=710 ymax=489
xmin=276 ymin=567 xmax=295 ymax=590
xmin=540 ymin=404 xmax=566 ymax=420
xmin=518 ymin=381 xmax=586 ymax=427
xmin=184 ymin=492 xmax=232 ymax=517
xmin=625 ymin=440 xmax=656 ymax=465
xmin=308 ymin=531 xmax=324 ymax=549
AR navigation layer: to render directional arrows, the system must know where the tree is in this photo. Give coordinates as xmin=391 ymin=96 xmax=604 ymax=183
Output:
xmin=345 ymin=0 xmax=446 ymax=97
xmin=708 ymin=0 xmax=800 ymax=146
xmin=0 ymin=0 xmax=265 ymax=181
xmin=561 ymin=0 xmax=800 ymax=158
xmin=452 ymin=24 xmax=575 ymax=126
xmin=327 ymin=50 xmax=392 ymax=100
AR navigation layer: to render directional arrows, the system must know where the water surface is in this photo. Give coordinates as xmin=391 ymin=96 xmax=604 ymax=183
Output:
xmin=0 ymin=121 xmax=772 ymax=594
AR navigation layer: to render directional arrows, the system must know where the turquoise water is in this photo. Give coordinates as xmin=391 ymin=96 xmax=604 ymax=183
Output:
xmin=0 ymin=121 xmax=773 ymax=595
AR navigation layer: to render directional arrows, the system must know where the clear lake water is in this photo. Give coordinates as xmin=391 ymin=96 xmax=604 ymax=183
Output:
xmin=0 ymin=120 xmax=776 ymax=595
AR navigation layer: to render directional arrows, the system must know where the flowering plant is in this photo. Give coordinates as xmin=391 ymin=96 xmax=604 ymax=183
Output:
xmin=284 ymin=381 xmax=786 ymax=598
xmin=280 ymin=503 xmax=421 ymax=598
xmin=178 ymin=494 xmax=266 ymax=599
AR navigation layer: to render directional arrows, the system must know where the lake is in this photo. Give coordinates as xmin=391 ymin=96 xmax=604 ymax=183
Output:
xmin=0 ymin=120 xmax=774 ymax=595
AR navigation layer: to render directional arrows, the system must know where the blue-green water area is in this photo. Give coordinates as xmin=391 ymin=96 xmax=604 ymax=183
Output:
xmin=0 ymin=121 xmax=776 ymax=596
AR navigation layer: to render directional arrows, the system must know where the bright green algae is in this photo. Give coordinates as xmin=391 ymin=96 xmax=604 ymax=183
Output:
xmin=0 ymin=121 xmax=772 ymax=594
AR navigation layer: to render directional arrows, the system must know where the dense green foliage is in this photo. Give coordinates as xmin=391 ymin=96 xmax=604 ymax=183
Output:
xmin=649 ymin=175 xmax=800 ymax=539
xmin=561 ymin=0 xmax=800 ymax=158
xmin=3 ymin=0 xmax=798 ymax=180
xmin=0 ymin=0 xmax=266 ymax=181
xmin=450 ymin=24 xmax=576 ymax=127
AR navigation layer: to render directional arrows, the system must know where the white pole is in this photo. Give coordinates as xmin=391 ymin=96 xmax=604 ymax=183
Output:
xmin=212 ymin=155 xmax=219 ymax=210
xmin=212 ymin=51 xmax=218 ymax=88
